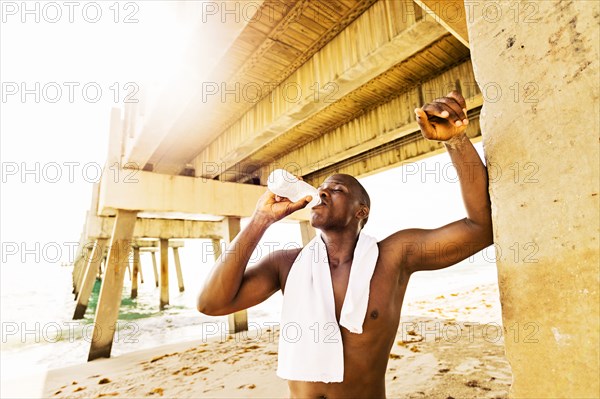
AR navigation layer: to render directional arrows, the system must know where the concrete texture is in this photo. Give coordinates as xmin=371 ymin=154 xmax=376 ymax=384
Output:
xmin=467 ymin=1 xmax=599 ymax=397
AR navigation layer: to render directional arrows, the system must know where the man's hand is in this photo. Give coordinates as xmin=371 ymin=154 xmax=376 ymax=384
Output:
xmin=415 ymin=91 xmax=469 ymax=142
xmin=198 ymin=187 xmax=310 ymax=316
xmin=253 ymin=190 xmax=312 ymax=225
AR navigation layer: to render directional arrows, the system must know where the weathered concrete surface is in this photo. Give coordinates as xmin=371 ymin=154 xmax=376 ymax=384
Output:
xmin=467 ymin=1 xmax=599 ymax=398
xmin=97 ymin=168 xmax=311 ymax=221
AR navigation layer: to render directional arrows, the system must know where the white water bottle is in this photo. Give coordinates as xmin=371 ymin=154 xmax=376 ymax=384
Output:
xmin=267 ymin=169 xmax=320 ymax=208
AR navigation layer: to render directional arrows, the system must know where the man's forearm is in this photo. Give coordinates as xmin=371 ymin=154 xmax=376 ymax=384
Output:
xmin=197 ymin=214 xmax=272 ymax=313
xmin=445 ymin=134 xmax=493 ymax=234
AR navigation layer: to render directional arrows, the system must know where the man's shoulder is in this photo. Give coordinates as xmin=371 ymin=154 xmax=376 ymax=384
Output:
xmin=275 ymin=246 xmax=303 ymax=293
xmin=377 ymin=229 xmax=413 ymax=253
xmin=374 ymin=230 xmax=418 ymax=272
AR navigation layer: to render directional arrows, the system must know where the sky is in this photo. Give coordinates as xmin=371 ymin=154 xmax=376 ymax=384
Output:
xmin=1 ymin=1 xmax=195 ymax=249
xmin=0 ymin=1 xmax=487 ymax=266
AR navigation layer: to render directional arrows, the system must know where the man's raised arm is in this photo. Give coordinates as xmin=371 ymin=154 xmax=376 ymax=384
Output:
xmin=383 ymin=91 xmax=493 ymax=273
xmin=197 ymin=190 xmax=311 ymax=316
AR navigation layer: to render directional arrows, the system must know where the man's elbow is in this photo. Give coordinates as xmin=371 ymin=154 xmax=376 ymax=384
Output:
xmin=465 ymin=218 xmax=494 ymax=249
xmin=481 ymin=217 xmax=494 ymax=246
xmin=196 ymin=293 xmax=217 ymax=315
xmin=197 ymin=293 xmax=232 ymax=316
xmin=478 ymin=222 xmax=494 ymax=249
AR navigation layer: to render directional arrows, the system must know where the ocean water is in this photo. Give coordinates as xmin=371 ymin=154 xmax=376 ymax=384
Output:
xmin=0 ymin=224 xmax=299 ymax=379
xmin=0 ymin=224 xmax=498 ymax=381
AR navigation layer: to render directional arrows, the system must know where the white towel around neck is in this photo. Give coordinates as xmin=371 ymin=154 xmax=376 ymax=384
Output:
xmin=276 ymin=231 xmax=379 ymax=383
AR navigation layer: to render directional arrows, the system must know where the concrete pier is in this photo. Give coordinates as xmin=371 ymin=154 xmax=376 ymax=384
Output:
xmin=223 ymin=217 xmax=248 ymax=334
xmin=73 ymin=238 xmax=107 ymax=320
xmin=173 ymin=247 xmax=184 ymax=293
xmin=159 ymin=238 xmax=169 ymax=310
xmin=88 ymin=210 xmax=137 ymax=361
xmin=467 ymin=2 xmax=599 ymax=397
xmin=131 ymin=246 xmax=140 ymax=299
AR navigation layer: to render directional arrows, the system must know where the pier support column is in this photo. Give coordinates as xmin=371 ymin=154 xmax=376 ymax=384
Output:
xmin=151 ymin=251 xmax=159 ymax=287
xmin=97 ymin=256 xmax=106 ymax=279
xmin=173 ymin=247 xmax=185 ymax=292
xmin=126 ymin=262 xmax=132 ymax=281
xmin=131 ymin=246 xmax=140 ymax=299
xmin=299 ymin=221 xmax=316 ymax=246
xmin=72 ymin=232 xmax=87 ymax=294
xmin=73 ymin=238 xmax=108 ymax=320
xmin=138 ymin=256 xmax=144 ymax=284
xmin=467 ymin=3 xmax=599 ymax=397
xmin=159 ymin=238 xmax=169 ymax=310
xmin=73 ymin=243 xmax=92 ymax=297
xmin=223 ymin=217 xmax=248 ymax=334
xmin=88 ymin=210 xmax=137 ymax=361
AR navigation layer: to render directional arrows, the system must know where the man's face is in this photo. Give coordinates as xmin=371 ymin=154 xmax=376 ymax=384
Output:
xmin=310 ymin=174 xmax=364 ymax=231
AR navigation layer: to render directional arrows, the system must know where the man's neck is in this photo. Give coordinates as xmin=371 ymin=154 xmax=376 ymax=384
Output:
xmin=320 ymin=228 xmax=361 ymax=268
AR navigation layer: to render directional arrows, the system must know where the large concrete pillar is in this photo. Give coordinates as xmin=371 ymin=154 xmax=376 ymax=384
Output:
xmin=73 ymin=238 xmax=108 ymax=320
xmin=88 ymin=210 xmax=137 ymax=361
xmin=467 ymin=2 xmax=599 ymax=398
xmin=223 ymin=217 xmax=248 ymax=334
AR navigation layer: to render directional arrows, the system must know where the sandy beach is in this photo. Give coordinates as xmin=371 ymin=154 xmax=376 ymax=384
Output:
xmin=26 ymin=283 xmax=512 ymax=399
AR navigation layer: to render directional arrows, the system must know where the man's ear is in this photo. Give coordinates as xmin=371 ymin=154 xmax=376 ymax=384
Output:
xmin=356 ymin=205 xmax=369 ymax=222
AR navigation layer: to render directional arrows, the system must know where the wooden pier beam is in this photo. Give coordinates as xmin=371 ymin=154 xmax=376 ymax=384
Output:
xmin=73 ymin=238 xmax=108 ymax=320
xmin=88 ymin=209 xmax=137 ymax=361
xmin=414 ymin=0 xmax=469 ymax=48
xmin=97 ymin=168 xmax=311 ymax=222
xmin=159 ymin=238 xmax=169 ymax=310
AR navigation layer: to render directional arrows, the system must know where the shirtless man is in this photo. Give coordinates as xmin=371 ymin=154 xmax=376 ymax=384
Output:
xmin=197 ymin=91 xmax=493 ymax=398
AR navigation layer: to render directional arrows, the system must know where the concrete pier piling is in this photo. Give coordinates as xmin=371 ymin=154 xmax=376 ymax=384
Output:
xmin=467 ymin=2 xmax=599 ymax=397
xmin=88 ymin=210 xmax=137 ymax=361
xmin=73 ymin=238 xmax=108 ymax=320
xmin=159 ymin=238 xmax=169 ymax=310
xmin=131 ymin=246 xmax=140 ymax=299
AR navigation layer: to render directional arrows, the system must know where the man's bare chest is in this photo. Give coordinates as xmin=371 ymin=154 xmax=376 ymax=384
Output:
xmin=330 ymin=258 xmax=404 ymax=324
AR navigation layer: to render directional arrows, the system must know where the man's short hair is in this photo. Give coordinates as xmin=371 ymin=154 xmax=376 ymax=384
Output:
xmin=334 ymin=174 xmax=370 ymax=228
